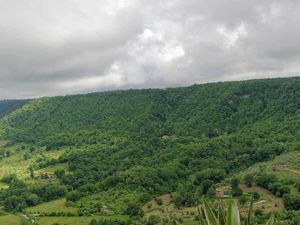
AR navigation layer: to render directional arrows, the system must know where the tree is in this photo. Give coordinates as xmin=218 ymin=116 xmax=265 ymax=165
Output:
xmin=147 ymin=215 xmax=160 ymax=225
xmin=89 ymin=219 xmax=98 ymax=225
xmin=66 ymin=191 xmax=82 ymax=202
xmin=54 ymin=169 xmax=65 ymax=179
xmin=253 ymin=192 xmax=260 ymax=200
xmin=26 ymin=194 xmax=40 ymax=206
xmin=124 ymin=202 xmax=144 ymax=217
xmin=201 ymin=180 xmax=214 ymax=194
xmin=239 ymin=195 xmax=248 ymax=205
xmin=29 ymin=166 xmax=35 ymax=179
xmin=232 ymin=187 xmax=243 ymax=197
xmin=155 ymin=197 xmax=163 ymax=205
xmin=244 ymin=174 xmax=254 ymax=187
xmin=231 ymin=177 xmax=240 ymax=189
xmin=296 ymin=180 xmax=300 ymax=192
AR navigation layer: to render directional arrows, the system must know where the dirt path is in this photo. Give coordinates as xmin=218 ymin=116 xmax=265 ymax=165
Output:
xmin=19 ymin=212 xmax=35 ymax=224
xmin=274 ymin=165 xmax=300 ymax=175
xmin=240 ymin=184 xmax=284 ymax=212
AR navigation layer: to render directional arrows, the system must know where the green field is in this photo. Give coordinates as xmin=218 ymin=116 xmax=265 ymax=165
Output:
xmin=25 ymin=198 xmax=77 ymax=214
xmin=0 ymin=144 xmax=66 ymax=180
xmin=0 ymin=214 xmax=21 ymax=225
xmin=240 ymin=151 xmax=300 ymax=181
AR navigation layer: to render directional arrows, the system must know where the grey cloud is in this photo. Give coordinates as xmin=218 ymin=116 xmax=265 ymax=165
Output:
xmin=0 ymin=0 xmax=300 ymax=99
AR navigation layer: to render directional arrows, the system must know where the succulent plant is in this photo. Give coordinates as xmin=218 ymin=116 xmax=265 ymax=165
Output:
xmin=199 ymin=198 xmax=274 ymax=225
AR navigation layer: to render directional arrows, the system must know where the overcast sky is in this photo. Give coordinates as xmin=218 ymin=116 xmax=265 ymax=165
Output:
xmin=1 ymin=0 xmax=300 ymax=99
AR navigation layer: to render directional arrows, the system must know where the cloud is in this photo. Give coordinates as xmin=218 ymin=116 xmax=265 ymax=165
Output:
xmin=0 ymin=0 xmax=300 ymax=98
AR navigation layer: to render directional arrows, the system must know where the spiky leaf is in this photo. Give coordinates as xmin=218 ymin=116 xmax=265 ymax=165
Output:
xmin=266 ymin=213 xmax=275 ymax=225
xmin=203 ymin=198 xmax=220 ymax=225
xmin=227 ymin=199 xmax=241 ymax=225
xmin=244 ymin=197 xmax=254 ymax=225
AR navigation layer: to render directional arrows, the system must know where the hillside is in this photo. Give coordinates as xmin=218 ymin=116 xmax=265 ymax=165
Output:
xmin=0 ymin=100 xmax=29 ymax=118
xmin=1 ymin=77 xmax=300 ymax=147
xmin=0 ymin=77 xmax=300 ymax=224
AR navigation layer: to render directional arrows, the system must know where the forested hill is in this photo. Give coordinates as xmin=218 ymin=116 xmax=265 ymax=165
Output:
xmin=0 ymin=99 xmax=30 ymax=118
xmin=0 ymin=77 xmax=300 ymax=219
xmin=0 ymin=77 xmax=299 ymax=148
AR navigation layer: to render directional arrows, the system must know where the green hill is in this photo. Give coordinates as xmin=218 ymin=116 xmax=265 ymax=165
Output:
xmin=0 ymin=100 xmax=29 ymax=118
xmin=0 ymin=77 xmax=299 ymax=224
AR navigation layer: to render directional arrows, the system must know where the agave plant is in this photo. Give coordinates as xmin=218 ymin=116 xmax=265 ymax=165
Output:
xmin=199 ymin=198 xmax=275 ymax=225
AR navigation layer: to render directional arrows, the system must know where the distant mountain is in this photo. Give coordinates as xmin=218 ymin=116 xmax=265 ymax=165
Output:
xmin=0 ymin=99 xmax=30 ymax=118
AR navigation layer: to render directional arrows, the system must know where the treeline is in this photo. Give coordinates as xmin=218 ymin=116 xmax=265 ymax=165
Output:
xmin=0 ymin=175 xmax=66 ymax=211
xmin=1 ymin=77 xmax=299 ymax=148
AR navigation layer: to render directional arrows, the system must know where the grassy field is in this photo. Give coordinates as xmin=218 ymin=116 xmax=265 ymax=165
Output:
xmin=36 ymin=163 xmax=69 ymax=174
xmin=0 ymin=144 xmax=32 ymax=179
xmin=0 ymin=182 xmax=8 ymax=189
xmin=25 ymin=198 xmax=77 ymax=214
xmin=239 ymin=151 xmax=300 ymax=181
xmin=0 ymin=214 xmax=21 ymax=225
xmin=0 ymin=144 xmax=66 ymax=180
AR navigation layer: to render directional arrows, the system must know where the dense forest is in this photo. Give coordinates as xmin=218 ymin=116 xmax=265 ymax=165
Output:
xmin=0 ymin=77 xmax=300 ymax=224
xmin=0 ymin=100 xmax=30 ymax=118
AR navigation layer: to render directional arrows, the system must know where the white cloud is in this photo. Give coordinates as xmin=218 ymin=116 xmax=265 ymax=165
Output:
xmin=217 ymin=23 xmax=248 ymax=49
xmin=0 ymin=0 xmax=300 ymax=98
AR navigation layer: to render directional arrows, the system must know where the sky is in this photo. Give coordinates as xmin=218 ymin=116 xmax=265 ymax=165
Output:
xmin=1 ymin=0 xmax=300 ymax=99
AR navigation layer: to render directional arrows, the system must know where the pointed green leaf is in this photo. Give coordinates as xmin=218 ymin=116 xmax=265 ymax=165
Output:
xmin=232 ymin=200 xmax=241 ymax=225
xmin=266 ymin=213 xmax=275 ymax=225
xmin=218 ymin=201 xmax=226 ymax=225
xmin=244 ymin=197 xmax=253 ymax=225
xmin=227 ymin=199 xmax=233 ymax=225
xmin=203 ymin=198 xmax=220 ymax=225
xmin=227 ymin=199 xmax=241 ymax=225
xmin=199 ymin=207 xmax=207 ymax=225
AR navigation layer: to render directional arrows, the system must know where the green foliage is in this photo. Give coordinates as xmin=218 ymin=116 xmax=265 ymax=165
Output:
xmin=283 ymin=194 xmax=300 ymax=210
xmin=0 ymin=176 xmax=66 ymax=212
xmin=1 ymin=77 xmax=300 ymax=218
xmin=243 ymin=174 xmax=254 ymax=187
xmin=252 ymin=192 xmax=260 ymax=201
xmin=146 ymin=215 xmax=160 ymax=225
xmin=256 ymin=173 xmax=291 ymax=197
xmin=124 ymin=202 xmax=144 ymax=217
xmin=200 ymin=198 xmax=275 ymax=225
xmin=231 ymin=177 xmax=240 ymax=189
xmin=0 ymin=99 xmax=29 ymax=118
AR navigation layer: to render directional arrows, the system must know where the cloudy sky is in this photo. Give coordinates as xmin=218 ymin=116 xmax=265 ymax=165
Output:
xmin=1 ymin=0 xmax=300 ymax=99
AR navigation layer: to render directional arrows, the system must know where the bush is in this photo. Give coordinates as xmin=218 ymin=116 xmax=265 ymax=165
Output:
xmin=124 ymin=202 xmax=144 ymax=217
xmin=244 ymin=174 xmax=254 ymax=187
xmin=66 ymin=190 xmax=82 ymax=202
xmin=155 ymin=197 xmax=163 ymax=205
xmin=231 ymin=177 xmax=240 ymax=189
xmin=253 ymin=192 xmax=260 ymax=200
xmin=283 ymin=194 xmax=300 ymax=210
xmin=232 ymin=187 xmax=243 ymax=197
xmin=239 ymin=195 xmax=248 ymax=205
xmin=147 ymin=215 xmax=160 ymax=225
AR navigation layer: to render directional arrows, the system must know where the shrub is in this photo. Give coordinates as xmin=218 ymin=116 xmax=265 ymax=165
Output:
xmin=244 ymin=174 xmax=254 ymax=187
